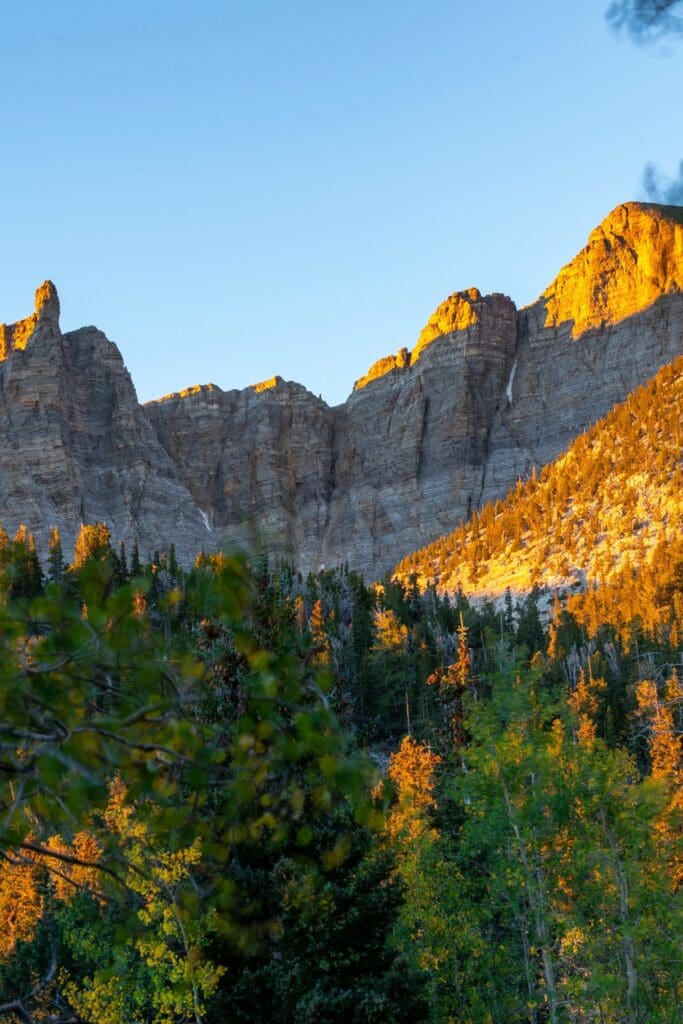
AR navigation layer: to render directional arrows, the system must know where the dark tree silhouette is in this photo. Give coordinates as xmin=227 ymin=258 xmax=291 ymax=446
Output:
xmin=607 ymin=0 xmax=683 ymax=202
xmin=607 ymin=0 xmax=683 ymax=42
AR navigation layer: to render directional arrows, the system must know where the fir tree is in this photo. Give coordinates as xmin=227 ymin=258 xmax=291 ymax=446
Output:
xmin=118 ymin=541 xmax=129 ymax=583
xmin=47 ymin=526 xmax=65 ymax=583
xmin=130 ymin=540 xmax=142 ymax=578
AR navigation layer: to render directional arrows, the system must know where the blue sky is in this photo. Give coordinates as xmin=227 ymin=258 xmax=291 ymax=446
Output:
xmin=0 ymin=1 xmax=681 ymax=405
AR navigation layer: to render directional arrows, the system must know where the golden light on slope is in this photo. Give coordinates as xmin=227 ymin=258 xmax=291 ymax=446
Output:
xmin=394 ymin=356 xmax=683 ymax=603
xmin=154 ymin=383 xmax=219 ymax=404
xmin=0 ymin=281 xmax=59 ymax=360
xmin=0 ymin=313 xmax=38 ymax=359
xmin=354 ymin=348 xmax=410 ymax=390
xmin=410 ymin=287 xmax=480 ymax=361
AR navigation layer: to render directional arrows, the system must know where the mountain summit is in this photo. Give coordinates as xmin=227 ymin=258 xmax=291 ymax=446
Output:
xmin=541 ymin=202 xmax=683 ymax=337
xmin=1 ymin=202 xmax=681 ymax=574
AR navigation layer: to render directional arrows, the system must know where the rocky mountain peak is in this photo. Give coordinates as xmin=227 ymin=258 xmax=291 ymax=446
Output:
xmin=354 ymin=348 xmax=411 ymax=391
xmin=354 ymin=288 xmax=516 ymax=391
xmin=411 ymin=286 xmax=482 ymax=362
xmin=34 ymin=279 xmax=60 ymax=328
xmin=0 ymin=279 xmax=61 ymax=359
xmin=540 ymin=201 xmax=683 ymax=338
xmin=251 ymin=375 xmax=284 ymax=393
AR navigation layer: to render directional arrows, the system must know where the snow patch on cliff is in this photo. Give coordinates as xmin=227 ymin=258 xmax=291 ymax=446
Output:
xmin=506 ymin=359 xmax=517 ymax=405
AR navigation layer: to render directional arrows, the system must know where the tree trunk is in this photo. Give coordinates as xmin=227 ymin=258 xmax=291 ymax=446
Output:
xmin=503 ymin=782 xmax=562 ymax=1024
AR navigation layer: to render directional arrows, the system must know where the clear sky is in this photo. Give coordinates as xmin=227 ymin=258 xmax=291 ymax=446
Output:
xmin=0 ymin=1 xmax=681 ymax=405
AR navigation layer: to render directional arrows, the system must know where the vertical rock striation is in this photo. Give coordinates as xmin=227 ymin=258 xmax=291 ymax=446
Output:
xmin=146 ymin=378 xmax=334 ymax=568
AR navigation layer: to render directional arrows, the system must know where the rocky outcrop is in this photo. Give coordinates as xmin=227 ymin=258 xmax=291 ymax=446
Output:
xmin=0 ymin=283 xmax=210 ymax=562
xmin=320 ymin=291 xmax=518 ymax=571
xmin=1 ymin=202 xmax=681 ymax=575
xmin=542 ymin=202 xmax=683 ymax=337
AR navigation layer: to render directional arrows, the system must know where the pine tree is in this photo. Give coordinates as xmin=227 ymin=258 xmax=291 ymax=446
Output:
xmin=9 ymin=525 xmax=44 ymax=599
xmin=47 ymin=526 xmax=65 ymax=583
xmin=72 ymin=522 xmax=113 ymax=569
xmin=635 ymin=671 xmax=683 ymax=887
xmin=118 ymin=541 xmax=129 ymax=583
xmin=168 ymin=542 xmax=179 ymax=580
xmin=130 ymin=540 xmax=142 ymax=578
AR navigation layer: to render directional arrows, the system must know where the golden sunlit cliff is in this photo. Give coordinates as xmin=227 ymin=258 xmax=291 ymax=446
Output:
xmin=353 ymin=288 xmax=494 ymax=390
xmin=542 ymin=202 xmax=683 ymax=337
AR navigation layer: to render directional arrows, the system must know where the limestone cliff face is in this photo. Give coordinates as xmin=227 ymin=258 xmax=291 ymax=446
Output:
xmin=1 ymin=202 xmax=681 ymax=575
xmin=320 ymin=291 xmax=518 ymax=571
xmin=0 ymin=283 xmax=209 ymax=561
xmin=145 ymin=378 xmax=333 ymax=568
xmin=145 ymin=290 xmax=517 ymax=573
xmin=146 ymin=202 xmax=683 ymax=577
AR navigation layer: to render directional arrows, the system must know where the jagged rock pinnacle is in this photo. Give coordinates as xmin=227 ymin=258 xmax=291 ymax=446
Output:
xmin=34 ymin=280 xmax=60 ymax=328
xmin=0 ymin=280 xmax=61 ymax=359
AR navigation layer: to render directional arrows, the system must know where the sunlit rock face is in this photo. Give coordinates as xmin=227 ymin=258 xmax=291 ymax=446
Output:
xmin=1 ymin=202 xmax=681 ymax=575
xmin=543 ymin=202 xmax=683 ymax=337
xmin=146 ymin=202 xmax=682 ymax=577
xmin=0 ymin=283 xmax=209 ymax=562
xmin=0 ymin=280 xmax=60 ymax=358
xmin=480 ymin=203 xmax=683 ymax=510
xmin=322 ymin=291 xmax=518 ymax=572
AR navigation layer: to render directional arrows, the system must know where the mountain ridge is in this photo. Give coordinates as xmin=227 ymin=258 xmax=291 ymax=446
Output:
xmin=1 ymin=201 xmax=681 ymax=575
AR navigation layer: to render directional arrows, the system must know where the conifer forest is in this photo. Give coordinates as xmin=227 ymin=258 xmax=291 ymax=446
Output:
xmin=0 ymin=514 xmax=680 ymax=1023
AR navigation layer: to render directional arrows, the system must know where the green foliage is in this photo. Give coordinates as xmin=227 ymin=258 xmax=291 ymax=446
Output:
xmin=0 ymin=513 xmax=681 ymax=1022
xmin=0 ymin=546 xmax=423 ymax=1022
xmin=390 ymin=662 xmax=683 ymax=1023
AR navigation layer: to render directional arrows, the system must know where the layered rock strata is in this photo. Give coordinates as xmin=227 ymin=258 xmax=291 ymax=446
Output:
xmin=1 ymin=202 xmax=681 ymax=576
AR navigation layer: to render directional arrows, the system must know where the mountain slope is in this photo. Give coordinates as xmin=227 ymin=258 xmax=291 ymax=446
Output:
xmin=394 ymin=355 xmax=683 ymax=605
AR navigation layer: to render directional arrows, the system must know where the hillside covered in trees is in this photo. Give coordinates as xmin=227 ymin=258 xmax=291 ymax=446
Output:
xmin=0 ymin=501 xmax=680 ymax=1021
xmin=395 ymin=355 xmax=683 ymax=629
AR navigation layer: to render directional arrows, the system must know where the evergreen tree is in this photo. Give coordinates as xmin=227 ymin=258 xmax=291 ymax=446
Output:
xmin=117 ymin=540 xmax=129 ymax=583
xmin=9 ymin=525 xmax=44 ymax=600
xmin=130 ymin=539 xmax=142 ymax=577
xmin=72 ymin=521 xmax=113 ymax=569
xmin=168 ymin=542 xmax=179 ymax=580
xmin=47 ymin=525 xmax=65 ymax=583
